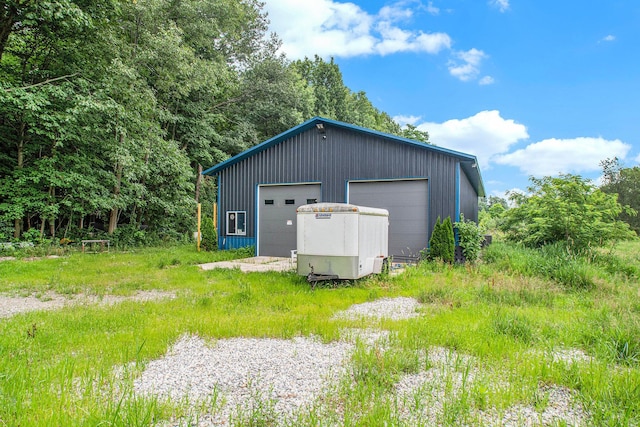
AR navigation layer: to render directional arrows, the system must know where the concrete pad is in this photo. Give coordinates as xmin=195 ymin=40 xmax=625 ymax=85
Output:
xmin=199 ymin=257 xmax=295 ymax=273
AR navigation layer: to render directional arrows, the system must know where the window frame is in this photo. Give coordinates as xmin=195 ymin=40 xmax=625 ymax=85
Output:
xmin=226 ymin=210 xmax=247 ymax=236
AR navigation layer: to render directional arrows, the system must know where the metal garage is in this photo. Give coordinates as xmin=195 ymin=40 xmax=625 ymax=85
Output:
xmin=258 ymin=184 xmax=321 ymax=257
xmin=348 ymin=179 xmax=429 ymax=259
xmin=203 ymin=117 xmax=484 ymax=255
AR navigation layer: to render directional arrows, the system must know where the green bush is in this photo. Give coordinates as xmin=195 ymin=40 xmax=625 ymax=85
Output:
xmin=501 ymin=174 xmax=635 ymax=251
xmin=454 ymin=213 xmax=484 ymax=263
xmin=200 ymin=215 xmax=217 ymax=251
xmin=428 ymin=216 xmax=455 ymax=263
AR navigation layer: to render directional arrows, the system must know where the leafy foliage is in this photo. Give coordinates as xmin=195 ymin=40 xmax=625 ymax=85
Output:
xmin=600 ymin=157 xmax=640 ymax=236
xmin=428 ymin=216 xmax=455 ymax=263
xmin=501 ymin=174 xmax=635 ymax=251
xmin=454 ymin=213 xmax=484 ymax=263
xmin=479 ymin=196 xmax=508 ymax=232
xmin=0 ymin=1 xmax=411 ymax=245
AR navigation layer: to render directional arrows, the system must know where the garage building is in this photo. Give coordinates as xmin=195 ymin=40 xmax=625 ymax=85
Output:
xmin=202 ymin=117 xmax=485 ymax=259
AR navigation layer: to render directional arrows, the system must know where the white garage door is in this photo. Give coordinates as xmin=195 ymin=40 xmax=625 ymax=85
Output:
xmin=349 ymin=179 xmax=428 ymax=259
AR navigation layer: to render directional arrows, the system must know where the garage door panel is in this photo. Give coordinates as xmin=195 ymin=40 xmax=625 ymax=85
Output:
xmin=349 ymin=180 xmax=428 ymax=258
xmin=258 ymin=184 xmax=321 ymax=257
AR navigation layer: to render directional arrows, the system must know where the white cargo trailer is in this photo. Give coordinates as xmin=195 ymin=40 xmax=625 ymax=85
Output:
xmin=296 ymin=203 xmax=389 ymax=281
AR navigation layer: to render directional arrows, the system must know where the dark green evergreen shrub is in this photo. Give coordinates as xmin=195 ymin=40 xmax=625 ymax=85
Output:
xmin=428 ymin=216 xmax=455 ymax=263
xmin=442 ymin=216 xmax=455 ymax=263
xmin=200 ymin=216 xmax=218 ymax=251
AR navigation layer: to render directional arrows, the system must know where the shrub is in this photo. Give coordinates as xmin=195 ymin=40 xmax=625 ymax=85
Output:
xmin=429 ymin=216 xmax=455 ymax=263
xmin=200 ymin=215 xmax=217 ymax=251
xmin=454 ymin=213 xmax=484 ymax=263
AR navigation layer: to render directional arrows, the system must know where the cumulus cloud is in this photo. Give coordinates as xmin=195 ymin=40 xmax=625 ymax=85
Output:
xmin=393 ymin=115 xmax=421 ymax=126
xmin=634 ymin=153 xmax=640 ymax=164
xmin=494 ymin=137 xmax=631 ymax=176
xmin=601 ymin=34 xmax=616 ymax=42
xmin=448 ymin=48 xmax=487 ymax=82
xmin=489 ymin=0 xmax=510 ymax=12
xmin=376 ymin=21 xmax=451 ymax=55
xmin=417 ymin=110 xmax=528 ymax=168
xmin=263 ymin=0 xmax=452 ymax=59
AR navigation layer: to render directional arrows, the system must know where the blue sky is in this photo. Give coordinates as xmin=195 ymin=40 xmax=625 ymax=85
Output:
xmin=262 ymin=0 xmax=640 ymax=199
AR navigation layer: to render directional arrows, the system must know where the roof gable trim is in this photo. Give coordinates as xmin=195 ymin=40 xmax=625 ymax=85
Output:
xmin=202 ymin=117 xmax=477 ymax=176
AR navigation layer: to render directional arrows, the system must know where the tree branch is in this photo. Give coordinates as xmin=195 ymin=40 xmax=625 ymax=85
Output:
xmin=4 ymin=73 xmax=80 ymax=92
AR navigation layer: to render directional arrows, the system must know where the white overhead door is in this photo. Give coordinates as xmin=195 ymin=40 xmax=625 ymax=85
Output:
xmin=258 ymin=184 xmax=321 ymax=257
xmin=349 ymin=179 xmax=428 ymax=259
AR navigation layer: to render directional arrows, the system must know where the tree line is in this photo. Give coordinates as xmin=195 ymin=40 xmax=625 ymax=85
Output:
xmin=0 ymin=0 xmax=428 ymax=243
xmin=480 ymin=158 xmax=639 ymax=251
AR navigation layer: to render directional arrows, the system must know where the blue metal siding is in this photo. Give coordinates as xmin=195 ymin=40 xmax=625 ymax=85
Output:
xmin=221 ymin=236 xmax=257 ymax=251
xmin=216 ymin=124 xmax=475 ymax=248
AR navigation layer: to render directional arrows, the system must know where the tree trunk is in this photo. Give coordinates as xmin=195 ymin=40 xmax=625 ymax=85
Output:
xmin=48 ymin=185 xmax=55 ymax=238
xmin=108 ymin=134 xmax=125 ymax=235
xmin=195 ymin=163 xmax=203 ymax=203
xmin=108 ymin=163 xmax=122 ymax=234
xmin=0 ymin=4 xmax=18 ymax=62
xmin=13 ymin=122 xmax=25 ymax=238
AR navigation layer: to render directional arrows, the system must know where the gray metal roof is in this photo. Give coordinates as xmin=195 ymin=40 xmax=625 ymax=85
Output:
xmin=202 ymin=116 xmax=485 ymax=197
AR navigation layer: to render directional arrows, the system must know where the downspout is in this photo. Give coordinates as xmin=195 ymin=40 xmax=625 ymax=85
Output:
xmin=216 ymin=174 xmax=222 ymax=250
xmin=454 ymin=162 xmax=461 ymax=245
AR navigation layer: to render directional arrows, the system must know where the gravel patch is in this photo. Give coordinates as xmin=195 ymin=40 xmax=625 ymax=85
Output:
xmin=340 ymin=328 xmax=391 ymax=347
xmin=0 ymin=290 xmax=176 ymax=319
xmin=395 ymin=346 xmax=479 ymax=425
xmin=133 ymin=334 xmax=353 ymax=426
xmin=480 ymin=384 xmax=588 ymax=427
xmin=549 ymin=348 xmax=592 ymax=365
xmin=395 ymin=346 xmax=588 ymax=426
xmin=333 ymin=296 xmax=421 ymax=321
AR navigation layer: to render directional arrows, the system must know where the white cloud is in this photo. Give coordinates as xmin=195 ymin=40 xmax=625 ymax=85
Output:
xmin=479 ymin=75 xmax=495 ymax=85
xmin=379 ymin=4 xmax=413 ymax=21
xmin=263 ymin=0 xmax=452 ymax=59
xmin=426 ymin=1 xmax=440 ymax=15
xmin=494 ymin=137 xmax=631 ymax=176
xmin=601 ymin=34 xmax=616 ymax=42
xmin=376 ymin=21 xmax=451 ymax=55
xmin=448 ymin=48 xmax=487 ymax=81
xmin=489 ymin=0 xmax=510 ymax=12
xmin=393 ymin=115 xmax=421 ymax=126
xmin=634 ymin=153 xmax=640 ymax=164
xmin=417 ymin=110 xmax=528 ymax=168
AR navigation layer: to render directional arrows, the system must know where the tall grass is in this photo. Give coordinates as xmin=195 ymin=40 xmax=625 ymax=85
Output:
xmin=0 ymin=240 xmax=639 ymax=425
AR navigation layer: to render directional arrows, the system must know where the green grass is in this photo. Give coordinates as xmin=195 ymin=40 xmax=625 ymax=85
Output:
xmin=0 ymin=241 xmax=639 ymax=425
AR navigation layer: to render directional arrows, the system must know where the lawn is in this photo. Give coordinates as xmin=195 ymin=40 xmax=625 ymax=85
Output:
xmin=0 ymin=241 xmax=638 ymax=426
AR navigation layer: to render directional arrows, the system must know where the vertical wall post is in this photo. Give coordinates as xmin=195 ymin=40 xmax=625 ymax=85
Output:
xmin=197 ymin=203 xmax=201 ymax=252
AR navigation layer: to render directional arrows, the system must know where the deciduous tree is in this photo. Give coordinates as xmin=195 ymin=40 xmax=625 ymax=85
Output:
xmin=501 ymin=174 xmax=635 ymax=250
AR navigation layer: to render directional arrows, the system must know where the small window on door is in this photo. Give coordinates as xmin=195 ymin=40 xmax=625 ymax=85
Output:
xmin=285 ymin=199 xmax=295 ymax=205
xmin=226 ymin=211 xmax=246 ymax=236
xmin=264 ymin=199 xmax=274 ymax=205
xmin=306 ymin=198 xmax=318 ymax=204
